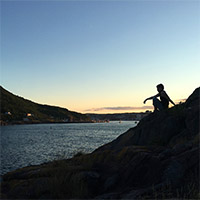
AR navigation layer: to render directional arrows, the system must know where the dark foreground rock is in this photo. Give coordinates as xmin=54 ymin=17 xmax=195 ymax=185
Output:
xmin=1 ymin=88 xmax=199 ymax=199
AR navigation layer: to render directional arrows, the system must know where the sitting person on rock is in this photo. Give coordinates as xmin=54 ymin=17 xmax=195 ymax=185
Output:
xmin=143 ymin=84 xmax=175 ymax=112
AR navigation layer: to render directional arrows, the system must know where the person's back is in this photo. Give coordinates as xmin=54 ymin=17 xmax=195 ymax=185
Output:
xmin=159 ymin=90 xmax=169 ymax=109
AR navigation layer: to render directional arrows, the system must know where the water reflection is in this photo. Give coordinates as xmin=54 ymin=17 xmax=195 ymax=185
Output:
xmin=0 ymin=121 xmax=136 ymax=175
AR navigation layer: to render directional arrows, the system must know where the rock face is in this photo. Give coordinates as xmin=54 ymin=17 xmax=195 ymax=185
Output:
xmin=95 ymin=87 xmax=199 ymax=151
xmin=1 ymin=88 xmax=199 ymax=199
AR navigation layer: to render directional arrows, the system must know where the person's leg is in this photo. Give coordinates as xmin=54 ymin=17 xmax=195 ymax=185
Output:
xmin=153 ymin=97 xmax=163 ymax=111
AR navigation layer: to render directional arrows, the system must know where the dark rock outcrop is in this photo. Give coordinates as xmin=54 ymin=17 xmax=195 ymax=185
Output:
xmin=1 ymin=87 xmax=199 ymax=199
xmin=95 ymin=87 xmax=199 ymax=151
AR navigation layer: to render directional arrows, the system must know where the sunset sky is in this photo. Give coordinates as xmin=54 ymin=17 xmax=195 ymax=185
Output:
xmin=1 ymin=1 xmax=199 ymax=113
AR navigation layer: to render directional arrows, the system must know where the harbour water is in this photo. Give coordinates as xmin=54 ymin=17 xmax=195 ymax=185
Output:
xmin=0 ymin=121 xmax=137 ymax=175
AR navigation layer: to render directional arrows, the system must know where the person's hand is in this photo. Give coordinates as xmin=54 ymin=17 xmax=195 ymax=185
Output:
xmin=143 ymin=99 xmax=147 ymax=104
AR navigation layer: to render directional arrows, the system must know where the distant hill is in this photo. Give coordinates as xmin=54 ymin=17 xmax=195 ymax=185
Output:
xmin=0 ymin=86 xmax=91 ymax=124
xmin=87 ymin=112 xmax=150 ymax=121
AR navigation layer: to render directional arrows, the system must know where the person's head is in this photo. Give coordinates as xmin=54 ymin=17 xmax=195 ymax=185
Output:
xmin=156 ymin=84 xmax=164 ymax=92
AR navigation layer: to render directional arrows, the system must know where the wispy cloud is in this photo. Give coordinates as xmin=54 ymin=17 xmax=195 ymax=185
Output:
xmin=175 ymin=99 xmax=187 ymax=103
xmin=85 ymin=98 xmax=187 ymax=113
xmin=85 ymin=106 xmax=153 ymax=112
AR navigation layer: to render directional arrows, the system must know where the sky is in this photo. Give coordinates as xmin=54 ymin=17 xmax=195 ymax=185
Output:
xmin=1 ymin=0 xmax=200 ymax=113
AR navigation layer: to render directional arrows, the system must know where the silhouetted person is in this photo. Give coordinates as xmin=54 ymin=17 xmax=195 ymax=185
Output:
xmin=143 ymin=84 xmax=175 ymax=112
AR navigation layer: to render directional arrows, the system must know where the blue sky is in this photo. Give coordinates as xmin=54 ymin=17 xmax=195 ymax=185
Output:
xmin=1 ymin=1 xmax=200 ymax=113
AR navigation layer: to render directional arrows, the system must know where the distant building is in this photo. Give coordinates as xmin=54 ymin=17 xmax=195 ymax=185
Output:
xmin=5 ymin=112 xmax=12 ymax=115
xmin=23 ymin=118 xmax=29 ymax=122
xmin=27 ymin=113 xmax=34 ymax=117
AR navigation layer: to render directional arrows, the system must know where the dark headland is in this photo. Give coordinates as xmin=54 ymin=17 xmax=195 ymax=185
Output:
xmin=0 ymin=86 xmax=91 ymax=125
xmin=0 ymin=87 xmax=199 ymax=199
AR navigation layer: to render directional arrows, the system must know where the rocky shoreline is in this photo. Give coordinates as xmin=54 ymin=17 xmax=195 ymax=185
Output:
xmin=0 ymin=87 xmax=199 ymax=199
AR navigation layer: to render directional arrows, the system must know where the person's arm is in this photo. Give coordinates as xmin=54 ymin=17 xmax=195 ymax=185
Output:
xmin=143 ymin=93 xmax=159 ymax=104
xmin=161 ymin=91 xmax=176 ymax=106
xmin=169 ymin=99 xmax=176 ymax=106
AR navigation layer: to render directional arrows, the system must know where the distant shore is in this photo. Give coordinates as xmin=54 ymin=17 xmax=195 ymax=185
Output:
xmin=0 ymin=119 xmax=139 ymax=126
xmin=0 ymin=120 xmax=94 ymax=126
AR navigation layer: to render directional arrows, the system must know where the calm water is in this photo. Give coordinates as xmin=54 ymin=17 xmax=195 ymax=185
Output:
xmin=0 ymin=121 xmax=136 ymax=175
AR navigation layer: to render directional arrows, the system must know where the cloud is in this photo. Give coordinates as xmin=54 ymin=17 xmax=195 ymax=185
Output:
xmin=85 ymin=98 xmax=186 ymax=113
xmin=85 ymin=106 xmax=153 ymax=112
xmin=175 ymin=99 xmax=187 ymax=103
